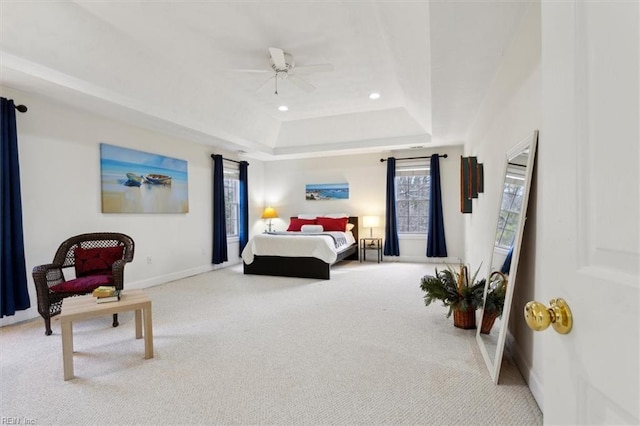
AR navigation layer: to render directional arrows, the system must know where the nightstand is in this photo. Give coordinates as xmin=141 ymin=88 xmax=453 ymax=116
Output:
xmin=360 ymin=238 xmax=383 ymax=263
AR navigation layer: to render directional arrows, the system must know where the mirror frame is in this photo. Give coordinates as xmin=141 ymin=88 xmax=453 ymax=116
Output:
xmin=476 ymin=130 xmax=538 ymax=384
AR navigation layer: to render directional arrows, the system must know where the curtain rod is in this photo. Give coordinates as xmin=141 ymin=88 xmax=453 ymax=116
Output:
xmin=15 ymin=104 xmax=28 ymax=113
xmin=210 ymin=154 xmax=248 ymax=165
xmin=379 ymin=154 xmax=447 ymax=162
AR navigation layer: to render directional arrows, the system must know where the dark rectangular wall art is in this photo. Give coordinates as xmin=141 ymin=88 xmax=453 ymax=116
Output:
xmin=460 ymin=156 xmax=473 ymax=213
xmin=469 ymin=156 xmax=479 ymax=199
xmin=460 ymin=156 xmax=484 ymax=213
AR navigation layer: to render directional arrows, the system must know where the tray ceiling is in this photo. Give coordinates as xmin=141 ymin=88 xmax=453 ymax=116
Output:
xmin=0 ymin=1 xmax=530 ymax=160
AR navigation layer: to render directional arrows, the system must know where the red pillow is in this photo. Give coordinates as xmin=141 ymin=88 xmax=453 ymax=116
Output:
xmin=317 ymin=217 xmax=349 ymax=232
xmin=74 ymin=246 xmax=124 ymax=277
xmin=287 ymin=218 xmax=317 ymax=232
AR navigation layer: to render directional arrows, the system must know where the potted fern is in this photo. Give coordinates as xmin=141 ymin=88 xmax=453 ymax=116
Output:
xmin=419 ymin=264 xmax=486 ymax=329
xmin=480 ymin=271 xmax=508 ymax=334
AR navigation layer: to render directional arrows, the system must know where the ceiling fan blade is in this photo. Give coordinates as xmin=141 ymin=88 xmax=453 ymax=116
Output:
xmin=268 ymin=47 xmax=287 ymax=70
xmin=232 ymin=68 xmax=270 ymax=73
xmin=288 ymin=75 xmax=315 ymax=93
xmin=293 ymin=63 xmax=334 ymax=75
xmin=255 ymin=75 xmax=275 ymax=93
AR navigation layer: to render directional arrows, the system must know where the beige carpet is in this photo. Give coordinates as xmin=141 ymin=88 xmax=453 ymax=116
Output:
xmin=0 ymin=261 xmax=542 ymax=425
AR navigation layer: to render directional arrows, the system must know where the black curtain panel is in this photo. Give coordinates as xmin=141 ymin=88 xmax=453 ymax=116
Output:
xmin=212 ymin=154 xmax=228 ymax=264
xmin=238 ymin=161 xmax=249 ymax=256
xmin=0 ymin=97 xmax=30 ymax=317
xmin=427 ymin=154 xmax=448 ymax=257
xmin=383 ymin=157 xmax=400 ymax=256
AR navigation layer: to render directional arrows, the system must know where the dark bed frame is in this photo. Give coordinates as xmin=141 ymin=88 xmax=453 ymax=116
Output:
xmin=243 ymin=216 xmax=359 ymax=280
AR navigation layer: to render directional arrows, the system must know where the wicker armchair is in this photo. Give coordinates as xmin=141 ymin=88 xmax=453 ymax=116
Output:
xmin=32 ymin=232 xmax=135 ymax=335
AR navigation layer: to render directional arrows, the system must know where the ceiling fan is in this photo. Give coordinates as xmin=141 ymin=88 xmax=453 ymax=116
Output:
xmin=235 ymin=47 xmax=333 ymax=95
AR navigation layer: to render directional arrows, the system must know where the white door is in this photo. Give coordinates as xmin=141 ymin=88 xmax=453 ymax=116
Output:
xmin=540 ymin=1 xmax=639 ymax=424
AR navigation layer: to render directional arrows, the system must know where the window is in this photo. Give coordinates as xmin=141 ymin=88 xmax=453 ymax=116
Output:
xmin=395 ymin=166 xmax=430 ymax=234
xmin=224 ymin=169 xmax=239 ymax=237
xmin=495 ymin=165 xmax=525 ymax=249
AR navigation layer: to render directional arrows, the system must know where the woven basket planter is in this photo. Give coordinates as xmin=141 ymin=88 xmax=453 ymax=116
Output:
xmin=453 ymin=307 xmax=476 ymax=329
xmin=480 ymin=311 xmax=499 ymax=334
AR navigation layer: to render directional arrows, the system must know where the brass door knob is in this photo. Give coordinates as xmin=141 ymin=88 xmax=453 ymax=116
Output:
xmin=524 ymin=298 xmax=573 ymax=334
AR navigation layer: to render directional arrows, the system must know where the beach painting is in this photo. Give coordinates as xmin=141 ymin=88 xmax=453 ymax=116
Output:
xmin=305 ymin=183 xmax=349 ymax=201
xmin=100 ymin=143 xmax=188 ymax=213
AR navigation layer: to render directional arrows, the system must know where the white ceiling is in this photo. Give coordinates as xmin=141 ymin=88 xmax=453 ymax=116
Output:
xmin=0 ymin=0 xmax=530 ymax=160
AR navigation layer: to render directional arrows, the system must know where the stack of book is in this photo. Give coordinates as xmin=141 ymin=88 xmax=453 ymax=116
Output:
xmin=92 ymin=286 xmax=121 ymax=303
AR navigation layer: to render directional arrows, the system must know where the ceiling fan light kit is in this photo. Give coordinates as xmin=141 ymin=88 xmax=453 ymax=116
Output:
xmin=236 ymin=47 xmax=334 ymax=95
xmin=269 ymin=47 xmax=294 ymax=73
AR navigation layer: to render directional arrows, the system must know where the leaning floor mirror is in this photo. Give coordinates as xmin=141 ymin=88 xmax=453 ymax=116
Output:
xmin=476 ymin=130 xmax=538 ymax=384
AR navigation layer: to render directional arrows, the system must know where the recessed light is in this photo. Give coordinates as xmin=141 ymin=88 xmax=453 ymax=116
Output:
xmin=278 ymin=105 xmax=288 ymax=111
xmin=369 ymin=92 xmax=380 ymax=100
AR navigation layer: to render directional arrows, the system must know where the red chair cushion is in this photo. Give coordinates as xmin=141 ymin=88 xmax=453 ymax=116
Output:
xmin=49 ymin=274 xmax=113 ymax=293
xmin=74 ymin=246 xmax=124 ymax=277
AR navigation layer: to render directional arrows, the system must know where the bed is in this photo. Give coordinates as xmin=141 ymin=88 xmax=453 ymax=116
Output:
xmin=242 ymin=216 xmax=359 ymax=279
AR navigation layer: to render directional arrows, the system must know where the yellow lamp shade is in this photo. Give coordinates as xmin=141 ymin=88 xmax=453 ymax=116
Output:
xmin=261 ymin=207 xmax=278 ymax=219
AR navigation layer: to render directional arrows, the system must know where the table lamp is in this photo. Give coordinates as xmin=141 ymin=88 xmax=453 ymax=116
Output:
xmin=261 ymin=207 xmax=278 ymax=232
xmin=362 ymin=215 xmax=380 ymax=238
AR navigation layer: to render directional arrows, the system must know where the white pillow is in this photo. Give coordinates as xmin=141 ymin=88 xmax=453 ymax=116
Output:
xmin=346 ymin=223 xmax=355 ymax=231
xmin=324 ymin=213 xmax=349 ymax=218
xmin=298 ymin=214 xmax=318 ymax=220
xmin=301 ymin=224 xmax=324 ymax=233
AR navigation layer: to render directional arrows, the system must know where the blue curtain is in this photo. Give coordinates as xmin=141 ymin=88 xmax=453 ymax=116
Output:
xmin=383 ymin=157 xmax=400 ymax=256
xmin=238 ymin=161 xmax=249 ymax=256
xmin=501 ymin=246 xmax=513 ymax=274
xmin=212 ymin=154 xmax=228 ymax=264
xmin=427 ymin=154 xmax=448 ymax=257
xmin=1 ymin=98 xmax=30 ymax=317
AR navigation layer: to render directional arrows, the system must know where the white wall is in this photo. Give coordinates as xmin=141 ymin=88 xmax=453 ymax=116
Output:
xmin=464 ymin=2 xmax=544 ymax=407
xmin=0 ymin=86 xmax=263 ymax=327
xmin=0 ymin=84 xmax=464 ymax=332
xmin=262 ymin=147 xmax=465 ymax=263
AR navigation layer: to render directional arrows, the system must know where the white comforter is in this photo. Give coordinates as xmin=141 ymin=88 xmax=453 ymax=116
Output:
xmin=241 ymin=232 xmax=355 ymax=265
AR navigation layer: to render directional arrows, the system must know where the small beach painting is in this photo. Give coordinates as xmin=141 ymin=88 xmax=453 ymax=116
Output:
xmin=305 ymin=183 xmax=349 ymax=201
xmin=100 ymin=143 xmax=188 ymax=213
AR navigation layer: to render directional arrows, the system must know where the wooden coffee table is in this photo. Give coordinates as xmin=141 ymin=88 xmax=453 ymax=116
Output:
xmin=59 ymin=289 xmax=153 ymax=380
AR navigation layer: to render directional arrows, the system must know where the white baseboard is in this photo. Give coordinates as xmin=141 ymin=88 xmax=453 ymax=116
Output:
xmin=506 ymin=331 xmax=544 ymax=412
xmin=127 ymin=260 xmax=241 ymax=290
xmin=383 ymin=256 xmax=465 ymax=264
xmin=126 ymin=265 xmax=215 ymax=289
xmin=0 ymin=261 xmax=242 ymax=328
xmin=0 ymin=308 xmax=35 ymax=327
